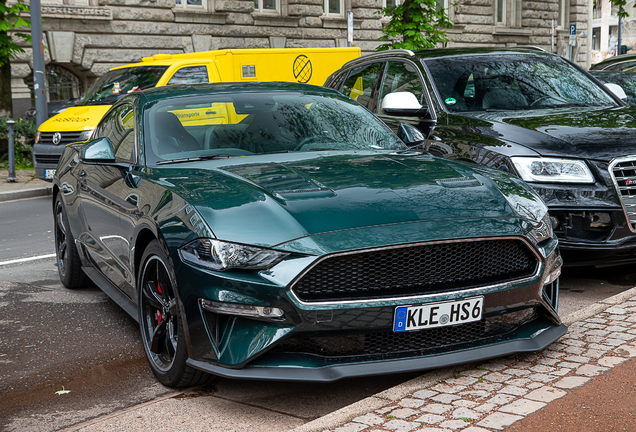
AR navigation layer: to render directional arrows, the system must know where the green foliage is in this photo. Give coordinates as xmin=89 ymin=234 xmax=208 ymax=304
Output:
xmin=0 ymin=0 xmax=31 ymax=67
xmin=0 ymin=116 xmax=36 ymax=168
xmin=377 ymin=0 xmax=454 ymax=51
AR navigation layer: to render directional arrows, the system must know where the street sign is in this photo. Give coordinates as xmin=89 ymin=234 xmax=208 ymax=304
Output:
xmin=569 ymin=24 xmax=576 ymax=35
xmin=569 ymin=34 xmax=577 ymax=46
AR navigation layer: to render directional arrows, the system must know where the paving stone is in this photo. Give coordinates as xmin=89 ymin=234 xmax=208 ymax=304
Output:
xmin=585 ymin=349 xmax=606 ymax=358
xmin=527 ymin=373 xmax=557 ymax=383
xmin=588 ymin=343 xmax=613 ymax=351
xmin=474 ymin=403 xmax=497 ymax=413
xmin=556 ymin=361 xmax=580 ymax=369
xmin=604 ymin=338 xmax=626 ymax=346
xmin=530 ymin=365 xmax=556 ymax=373
xmin=499 ymin=398 xmax=546 ymax=415
xmin=390 ymin=408 xmax=419 ymax=419
xmin=399 ymin=398 xmax=425 ymax=408
xmin=462 ymin=369 xmax=488 ymax=378
xmin=483 ymin=372 xmax=509 ymax=383
xmin=452 ymin=400 xmax=478 ymax=408
xmin=617 ymin=344 xmax=636 ymax=357
xmin=564 ymin=346 xmax=585 ymax=354
xmin=598 ymin=356 xmax=628 ymax=367
xmin=486 ymin=394 xmax=516 ymax=405
xmin=514 ymin=361 xmax=533 ymax=369
xmin=607 ymin=326 xmax=630 ymax=333
xmin=525 ymin=386 xmax=567 ymax=403
xmin=527 ymin=382 xmax=544 ymax=389
xmin=562 ymin=339 xmax=585 ymax=347
xmin=417 ymin=428 xmax=452 ymax=432
xmin=415 ymin=413 xmax=445 ymax=424
xmin=440 ymin=419 xmax=471 ymax=429
xmin=458 ymin=390 xmax=490 ymax=398
xmin=422 ymin=403 xmax=453 ymax=414
xmin=412 ymin=390 xmax=437 ymax=399
xmin=462 ymin=427 xmax=491 ymax=432
xmin=477 ymin=412 xmax=524 ymax=430
xmin=473 ymin=383 xmax=503 ymax=391
xmin=605 ymin=307 xmax=627 ymax=315
xmin=543 ymin=350 xmax=566 ymax=359
xmin=431 ymin=384 xmax=466 ymax=394
xmin=498 ymin=385 xmax=528 ymax=396
xmin=452 ymin=407 xmax=482 ymax=420
xmin=335 ymin=422 xmax=367 ymax=432
xmin=502 ymin=368 xmax=531 ymax=376
xmin=585 ymin=328 xmax=610 ymax=335
xmin=481 ymin=361 xmax=509 ymax=371
xmin=431 ymin=394 xmax=461 ymax=403
xmin=506 ymin=378 xmax=530 ymax=387
xmin=586 ymin=336 xmax=608 ymax=343
xmin=383 ymin=419 xmax=419 ymax=431
xmin=445 ymin=376 xmax=478 ymax=386
xmin=376 ymin=406 xmax=394 ymax=415
xmin=576 ymin=364 xmax=609 ymax=377
xmin=609 ymin=332 xmax=636 ymax=340
xmin=553 ymin=376 xmax=591 ymax=389
xmin=536 ymin=358 xmax=559 ymax=366
xmin=564 ymin=355 xmax=590 ymax=363
xmin=353 ymin=413 xmax=385 ymax=426
xmin=585 ymin=318 xmax=606 ymax=324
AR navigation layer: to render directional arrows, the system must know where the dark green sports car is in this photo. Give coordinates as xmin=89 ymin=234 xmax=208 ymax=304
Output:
xmin=52 ymin=82 xmax=565 ymax=387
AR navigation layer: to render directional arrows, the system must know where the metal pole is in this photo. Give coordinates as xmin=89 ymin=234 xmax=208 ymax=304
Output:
xmin=7 ymin=120 xmax=17 ymax=182
xmin=30 ymin=0 xmax=47 ymax=128
xmin=618 ymin=14 xmax=623 ymax=56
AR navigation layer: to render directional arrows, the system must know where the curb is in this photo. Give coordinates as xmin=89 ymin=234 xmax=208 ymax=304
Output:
xmin=291 ymin=285 xmax=636 ymax=432
xmin=0 ymin=186 xmax=52 ymax=202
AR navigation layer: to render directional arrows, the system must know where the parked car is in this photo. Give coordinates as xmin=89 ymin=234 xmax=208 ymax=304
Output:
xmin=32 ymin=47 xmax=360 ymax=181
xmin=52 ymin=82 xmax=564 ymax=386
xmin=325 ymin=48 xmax=636 ymax=267
xmin=590 ymin=53 xmax=636 ymax=71
xmin=589 ymin=71 xmax=636 ymax=105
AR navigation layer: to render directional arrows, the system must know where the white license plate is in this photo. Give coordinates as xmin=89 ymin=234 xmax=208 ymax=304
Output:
xmin=44 ymin=169 xmax=56 ymax=180
xmin=393 ymin=297 xmax=483 ymax=332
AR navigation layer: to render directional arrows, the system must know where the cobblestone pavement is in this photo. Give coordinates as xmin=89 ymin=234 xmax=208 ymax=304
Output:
xmin=295 ymin=289 xmax=636 ymax=432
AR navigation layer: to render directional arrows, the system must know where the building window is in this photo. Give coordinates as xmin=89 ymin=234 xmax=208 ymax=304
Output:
xmin=383 ymin=0 xmax=401 ymax=7
xmin=495 ymin=0 xmax=520 ymax=27
xmin=496 ymin=0 xmax=505 ymax=23
xmin=324 ymin=0 xmax=343 ymax=16
xmin=557 ymin=0 xmax=567 ymax=28
xmin=254 ymin=0 xmax=278 ymax=13
xmin=175 ymin=0 xmax=207 ymax=11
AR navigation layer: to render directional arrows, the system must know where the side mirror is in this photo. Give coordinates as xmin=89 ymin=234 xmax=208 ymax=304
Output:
xmin=81 ymin=137 xmax=116 ymax=162
xmin=397 ymin=123 xmax=426 ymax=146
xmin=381 ymin=92 xmax=428 ymax=117
xmin=605 ymin=83 xmax=628 ymax=102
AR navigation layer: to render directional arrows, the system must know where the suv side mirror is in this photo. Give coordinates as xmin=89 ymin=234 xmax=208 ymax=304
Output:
xmin=605 ymin=83 xmax=628 ymax=103
xmin=381 ymin=92 xmax=429 ymax=117
xmin=397 ymin=123 xmax=426 ymax=146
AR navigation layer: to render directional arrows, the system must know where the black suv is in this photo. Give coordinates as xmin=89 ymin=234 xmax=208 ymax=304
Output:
xmin=325 ymin=48 xmax=636 ymax=266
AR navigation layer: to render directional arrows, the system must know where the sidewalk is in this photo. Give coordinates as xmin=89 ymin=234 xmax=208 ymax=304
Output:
xmin=0 ymin=169 xmax=52 ymax=202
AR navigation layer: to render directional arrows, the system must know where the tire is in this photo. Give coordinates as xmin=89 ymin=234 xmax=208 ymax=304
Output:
xmin=138 ymin=240 xmax=211 ymax=388
xmin=54 ymin=194 xmax=89 ymax=289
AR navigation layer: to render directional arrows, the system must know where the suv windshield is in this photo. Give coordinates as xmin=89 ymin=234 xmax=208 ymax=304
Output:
xmin=80 ymin=66 xmax=168 ymax=106
xmin=144 ymin=91 xmax=406 ymax=165
xmin=424 ymin=54 xmax=617 ymax=112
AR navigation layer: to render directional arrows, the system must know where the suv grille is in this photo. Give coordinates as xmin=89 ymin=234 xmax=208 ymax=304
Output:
xmin=610 ymin=158 xmax=636 ymax=231
xmin=39 ymin=131 xmax=85 ymax=146
xmin=291 ymin=239 xmax=538 ymax=302
xmin=270 ymin=309 xmax=537 ymax=358
xmin=34 ymin=154 xmax=61 ymax=165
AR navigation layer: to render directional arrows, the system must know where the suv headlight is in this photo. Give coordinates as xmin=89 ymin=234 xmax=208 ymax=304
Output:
xmin=512 ymin=157 xmax=594 ymax=183
xmin=528 ymin=213 xmax=554 ymax=243
xmin=179 ymin=239 xmax=289 ymax=271
xmin=79 ymin=129 xmax=94 ymax=141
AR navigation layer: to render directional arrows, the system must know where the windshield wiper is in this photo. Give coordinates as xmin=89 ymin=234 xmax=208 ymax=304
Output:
xmin=156 ymin=154 xmax=236 ymax=165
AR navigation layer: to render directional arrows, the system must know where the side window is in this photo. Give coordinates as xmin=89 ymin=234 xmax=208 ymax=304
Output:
xmin=379 ymin=61 xmax=425 ymax=111
xmin=341 ymin=63 xmax=384 ymax=110
xmin=95 ymin=104 xmax=136 ymax=162
xmin=167 ymin=66 xmax=209 ymax=85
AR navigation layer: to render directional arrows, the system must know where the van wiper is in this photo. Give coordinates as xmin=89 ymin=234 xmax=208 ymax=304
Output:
xmin=156 ymin=154 xmax=236 ymax=165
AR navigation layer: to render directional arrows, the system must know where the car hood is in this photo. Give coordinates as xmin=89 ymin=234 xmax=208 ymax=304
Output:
xmin=459 ymin=106 xmax=636 ymax=161
xmin=38 ymin=105 xmax=112 ymax=133
xmin=150 ymin=151 xmax=542 ymax=250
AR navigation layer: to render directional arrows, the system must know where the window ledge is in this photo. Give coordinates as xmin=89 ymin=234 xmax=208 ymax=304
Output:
xmin=173 ymin=9 xmax=228 ymax=23
xmin=41 ymin=4 xmax=112 ymax=20
xmin=322 ymin=16 xmax=347 ymax=29
xmin=492 ymin=26 xmax=532 ymax=36
xmin=253 ymin=14 xmax=299 ymax=27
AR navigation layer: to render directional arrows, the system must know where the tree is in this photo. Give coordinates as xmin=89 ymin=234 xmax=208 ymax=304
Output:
xmin=0 ymin=0 xmax=30 ymax=118
xmin=377 ymin=0 xmax=454 ymax=51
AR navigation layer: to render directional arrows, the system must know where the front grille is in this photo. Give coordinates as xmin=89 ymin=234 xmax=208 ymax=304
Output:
xmin=39 ymin=131 xmax=85 ymax=146
xmin=610 ymin=158 xmax=636 ymax=231
xmin=34 ymin=154 xmax=61 ymax=165
xmin=271 ymin=308 xmax=537 ymax=358
xmin=292 ymin=239 xmax=538 ymax=302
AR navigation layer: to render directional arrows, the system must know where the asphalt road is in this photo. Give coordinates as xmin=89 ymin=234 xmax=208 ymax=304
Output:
xmin=1 ymin=196 xmax=636 ymax=431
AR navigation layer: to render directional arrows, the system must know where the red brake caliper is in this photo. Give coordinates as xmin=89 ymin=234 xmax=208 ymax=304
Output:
xmin=156 ymin=283 xmax=162 ymax=323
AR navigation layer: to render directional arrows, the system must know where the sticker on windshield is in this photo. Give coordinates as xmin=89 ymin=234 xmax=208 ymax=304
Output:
xmin=444 ymin=98 xmax=457 ymax=106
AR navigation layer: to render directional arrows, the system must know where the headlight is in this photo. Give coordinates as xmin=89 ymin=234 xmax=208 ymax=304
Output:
xmin=179 ymin=238 xmax=289 ymax=271
xmin=511 ymin=157 xmax=594 ymax=183
xmin=35 ymin=131 xmax=40 ymax=144
xmin=528 ymin=213 xmax=554 ymax=243
xmin=79 ymin=129 xmax=94 ymax=141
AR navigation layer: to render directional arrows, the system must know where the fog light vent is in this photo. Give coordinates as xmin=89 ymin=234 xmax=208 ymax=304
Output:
xmin=542 ymin=278 xmax=559 ymax=312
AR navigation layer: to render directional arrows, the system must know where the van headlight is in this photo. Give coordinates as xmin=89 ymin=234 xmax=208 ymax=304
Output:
xmin=79 ymin=129 xmax=94 ymax=141
xmin=179 ymin=239 xmax=289 ymax=271
xmin=512 ymin=157 xmax=594 ymax=183
xmin=528 ymin=213 xmax=554 ymax=243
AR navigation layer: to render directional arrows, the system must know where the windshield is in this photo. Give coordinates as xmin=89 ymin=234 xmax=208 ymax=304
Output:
xmin=591 ymin=72 xmax=636 ymax=105
xmin=424 ymin=54 xmax=617 ymax=112
xmin=144 ymin=91 xmax=406 ymax=165
xmin=80 ymin=66 xmax=167 ymax=106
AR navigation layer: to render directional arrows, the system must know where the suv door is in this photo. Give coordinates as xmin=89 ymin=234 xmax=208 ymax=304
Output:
xmin=340 ymin=62 xmax=385 ymax=112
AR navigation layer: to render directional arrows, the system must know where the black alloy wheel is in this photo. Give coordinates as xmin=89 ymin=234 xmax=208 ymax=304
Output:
xmin=138 ymin=240 xmax=211 ymax=387
xmin=54 ymin=194 xmax=88 ymax=289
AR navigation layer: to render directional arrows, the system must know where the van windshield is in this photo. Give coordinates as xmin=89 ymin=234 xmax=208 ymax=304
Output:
xmin=80 ymin=66 xmax=168 ymax=106
xmin=424 ymin=54 xmax=617 ymax=112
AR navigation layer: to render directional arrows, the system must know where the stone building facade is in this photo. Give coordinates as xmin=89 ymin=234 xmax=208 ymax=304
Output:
xmin=10 ymin=0 xmax=589 ymax=117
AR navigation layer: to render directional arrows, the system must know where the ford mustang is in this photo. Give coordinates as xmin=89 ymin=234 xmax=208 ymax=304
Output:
xmin=52 ymin=82 xmax=565 ymax=387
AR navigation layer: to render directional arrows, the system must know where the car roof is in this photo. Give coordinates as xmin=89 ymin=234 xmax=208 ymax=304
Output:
xmin=591 ymin=53 xmax=636 ymax=70
xmin=131 ymin=81 xmax=343 ymax=105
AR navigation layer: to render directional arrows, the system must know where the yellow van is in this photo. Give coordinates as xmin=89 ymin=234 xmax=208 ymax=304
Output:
xmin=33 ymin=47 xmax=361 ymax=179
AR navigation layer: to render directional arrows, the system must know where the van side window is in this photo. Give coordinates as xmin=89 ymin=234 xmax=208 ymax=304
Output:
xmin=379 ymin=61 xmax=426 ymax=111
xmin=167 ymin=66 xmax=209 ymax=85
xmin=341 ymin=63 xmax=384 ymax=110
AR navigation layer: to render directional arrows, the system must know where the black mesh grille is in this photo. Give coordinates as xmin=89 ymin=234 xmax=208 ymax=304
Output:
xmin=39 ymin=131 xmax=85 ymax=146
xmin=610 ymin=159 xmax=636 ymax=230
xmin=34 ymin=154 xmax=61 ymax=165
xmin=271 ymin=309 xmax=537 ymax=358
xmin=292 ymin=239 xmax=538 ymax=302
